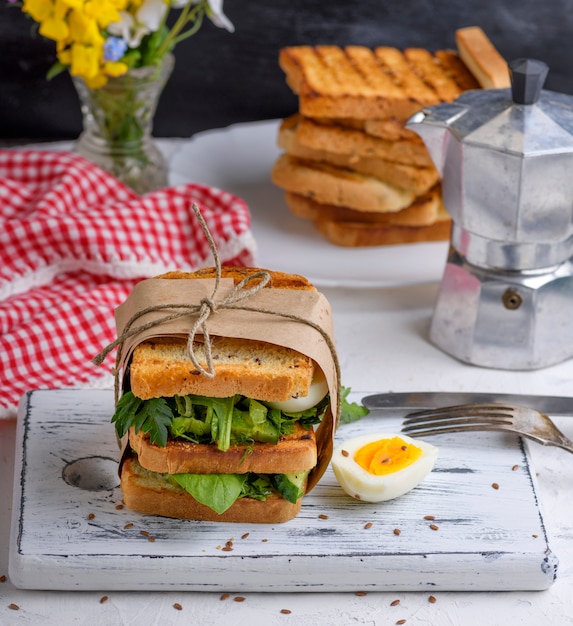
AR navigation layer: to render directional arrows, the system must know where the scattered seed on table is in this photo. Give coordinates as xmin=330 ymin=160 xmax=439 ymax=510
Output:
xmin=234 ymin=596 xmax=246 ymax=602
xmin=492 ymin=482 xmax=500 ymax=490
xmin=393 ymin=528 xmax=401 ymax=536
xmin=424 ymin=515 xmax=435 ymax=520
xmin=396 ymin=620 xmax=407 ymax=625
xmin=140 ymin=530 xmax=150 ymax=537
xmin=390 ymin=599 xmax=400 ymax=606
xmin=318 ymin=514 xmax=329 ymax=520
xmin=0 ymin=575 xmax=6 ymax=583
xmin=428 ymin=595 xmax=437 ymax=603
xmin=115 ymin=504 xmax=124 ymax=510
xmin=241 ymin=533 xmax=250 ymax=540
xmin=99 ymin=596 xmax=108 ymax=604
xmin=220 ymin=593 xmax=230 ymax=601
xmin=148 ymin=536 xmax=155 ymax=542
xmin=9 ymin=603 xmax=19 ymax=611
xmin=429 ymin=524 xmax=439 ymax=531
xmin=532 ymin=534 xmax=539 ymax=538
xmin=124 ymin=523 xmax=134 ymax=529
xmin=355 ymin=591 xmax=367 ymax=597
xmin=364 ymin=522 xmax=373 ymax=529
xmin=512 ymin=464 xmax=520 ymax=471
xmin=341 ymin=449 xmax=349 ymax=457
xmin=87 ymin=513 xmax=95 ymax=520
xmin=173 ymin=603 xmax=183 ymax=611
xmin=280 ymin=609 xmax=292 ymax=614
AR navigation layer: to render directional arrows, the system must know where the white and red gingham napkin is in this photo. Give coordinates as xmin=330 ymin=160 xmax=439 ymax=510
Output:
xmin=0 ymin=149 xmax=257 ymax=418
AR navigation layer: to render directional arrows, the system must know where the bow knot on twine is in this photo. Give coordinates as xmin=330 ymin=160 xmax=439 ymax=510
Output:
xmin=94 ymin=202 xmax=340 ymax=421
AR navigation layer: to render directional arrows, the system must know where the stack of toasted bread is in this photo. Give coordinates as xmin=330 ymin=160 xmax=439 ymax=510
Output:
xmin=271 ymin=27 xmax=510 ymax=247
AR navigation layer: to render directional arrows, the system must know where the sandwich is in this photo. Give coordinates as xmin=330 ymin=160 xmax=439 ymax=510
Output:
xmin=111 ymin=267 xmax=337 ymax=523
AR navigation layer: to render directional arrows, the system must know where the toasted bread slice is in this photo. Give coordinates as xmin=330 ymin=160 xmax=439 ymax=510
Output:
xmin=279 ymin=45 xmax=479 ymax=120
xmin=272 ymin=154 xmax=416 ymax=213
xmin=130 ymin=336 xmax=315 ymax=402
xmin=456 ymin=26 xmax=510 ymax=89
xmin=278 ymin=115 xmax=439 ymax=195
xmin=314 ymin=206 xmax=451 ymax=247
xmin=121 ymin=455 xmax=304 ymax=523
xmin=295 ymin=115 xmax=433 ymax=167
xmin=130 ymin=268 xmax=318 ymax=402
xmin=285 ymin=185 xmax=443 ymax=227
xmin=129 ymin=422 xmax=317 ymax=475
xmin=159 ymin=267 xmax=316 ymax=291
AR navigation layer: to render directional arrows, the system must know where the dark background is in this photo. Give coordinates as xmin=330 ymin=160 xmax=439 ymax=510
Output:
xmin=2 ymin=0 xmax=573 ymax=141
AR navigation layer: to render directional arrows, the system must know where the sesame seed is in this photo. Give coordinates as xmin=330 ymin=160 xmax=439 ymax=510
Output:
xmin=428 ymin=595 xmax=437 ymax=603
xmin=115 ymin=504 xmax=124 ymax=510
xmin=9 ymin=603 xmax=19 ymax=611
xmin=390 ymin=599 xmax=401 ymax=606
xmin=393 ymin=528 xmax=401 ymax=535
xmin=140 ymin=530 xmax=150 ymax=537
xmin=173 ymin=603 xmax=183 ymax=610
xmin=429 ymin=524 xmax=439 ymax=531
xmin=355 ymin=591 xmax=367 ymax=596
xmin=512 ymin=464 xmax=519 ymax=471
xmin=99 ymin=596 xmax=108 ymax=604
xmin=318 ymin=514 xmax=329 ymax=520
xmin=280 ymin=609 xmax=292 ymax=614
xmin=220 ymin=593 xmax=230 ymax=601
xmin=492 ymin=483 xmax=500 ymax=490
xmin=241 ymin=533 xmax=250 ymax=540
xmin=364 ymin=522 xmax=373 ymax=529
xmin=0 ymin=575 xmax=6 ymax=583
xmin=123 ymin=523 xmax=134 ymax=529
xmin=341 ymin=449 xmax=349 ymax=457
xmin=396 ymin=619 xmax=407 ymax=625
xmin=424 ymin=515 xmax=435 ymax=520
xmin=87 ymin=513 xmax=95 ymax=520
xmin=234 ymin=596 xmax=246 ymax=602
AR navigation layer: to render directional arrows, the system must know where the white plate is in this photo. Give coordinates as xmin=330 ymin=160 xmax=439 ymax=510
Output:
xmin=9 ymin=389 xmax=557 ymax=591
xmin=169 ymin=120 xmax=449 ymax=288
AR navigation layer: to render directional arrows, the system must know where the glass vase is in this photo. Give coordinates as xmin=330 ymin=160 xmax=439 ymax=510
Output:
xmin=72 ymin=54 xmax=174 ymax=195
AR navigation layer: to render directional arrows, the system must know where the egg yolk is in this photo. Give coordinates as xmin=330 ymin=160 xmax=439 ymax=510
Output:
xmin=354 ymin=436 xmax=423 ymax=476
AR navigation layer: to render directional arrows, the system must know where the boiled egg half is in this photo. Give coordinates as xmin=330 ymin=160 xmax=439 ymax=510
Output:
xmin=266 ymin=369 xmax=328 ymax=413
xmin=331 ymin=433 xmax=438 ymax=503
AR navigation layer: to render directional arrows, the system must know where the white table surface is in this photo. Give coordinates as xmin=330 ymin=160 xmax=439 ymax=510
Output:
xmin=2 ymin=136 xmax=573 ymax=625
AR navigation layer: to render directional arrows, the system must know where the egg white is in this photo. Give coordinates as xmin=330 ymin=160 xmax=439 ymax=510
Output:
xmin=331 ymin=432 xmax=438 ymax=503
xmin=266 ymin=369 xmax=328 ymax=413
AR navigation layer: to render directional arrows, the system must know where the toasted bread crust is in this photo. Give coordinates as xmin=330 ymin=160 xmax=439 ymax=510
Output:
xmin=314 ymin=210 xmax=451 ymax=247
xmin=272 ymin=154 xmax=416 ymax=213
xmin=278 ymin=116 xmax=439 ymax=195
xmin=130 ymin=336 xmax=315 ymax=402
xmin=285 ymin=186 xmax=443 ymax=227
xmin=129 ymin=423 xmax=318 ymax=475
xmin=279 ymin=45 xmax=479 ymax=120
xmin=295 ymin=116 xmax=433 ymax=167
xmin=129 ymin=267 xmax=317 ymax=401
xmin=121 ymin=455 xmax=304 ymax=523
xmin=456 ymin=27 xmax=510 ymax=89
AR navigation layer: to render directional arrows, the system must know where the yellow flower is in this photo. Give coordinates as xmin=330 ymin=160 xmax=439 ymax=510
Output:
xmin=83 ymin=0 xmax=123 ymax=28
xmin=69 ymin=42 xmax=101 ymax=79
xmin=68 ymin=9 xmax=105 ymax=47
xmin=104 ymin=61 xmax=129 ymax=77
xmin=38 ymin=17 xmax=69 ymax=41
xmin=22 ymin=0 xmax=53 ymax=23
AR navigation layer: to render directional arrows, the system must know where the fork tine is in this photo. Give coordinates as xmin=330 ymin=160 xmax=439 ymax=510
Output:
xmin=402 ymin=416 xmax=512 ymax=431
xmin=405 ymin=403 xmax=514 ymax=420
xmin=402 ymin=423 xmax=515 ymax=438
xmin=403 ymin=404 xmax=513 ymax=428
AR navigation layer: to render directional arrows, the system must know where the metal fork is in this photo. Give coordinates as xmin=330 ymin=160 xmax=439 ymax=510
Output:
xmin=402 ymin=403 xmax=573 ymax=453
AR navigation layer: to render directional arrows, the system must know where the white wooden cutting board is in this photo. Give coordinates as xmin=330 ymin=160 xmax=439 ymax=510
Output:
xmin=9 ymin=389 xmax=558 ymax=591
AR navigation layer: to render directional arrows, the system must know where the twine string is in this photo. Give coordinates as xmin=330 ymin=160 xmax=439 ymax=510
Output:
xmin=92 ymin=203 xmax=341 ymax=425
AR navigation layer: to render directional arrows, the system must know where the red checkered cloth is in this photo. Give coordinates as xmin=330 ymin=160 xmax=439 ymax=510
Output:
xmin=0 ymin=149 xmax=257 ymax=418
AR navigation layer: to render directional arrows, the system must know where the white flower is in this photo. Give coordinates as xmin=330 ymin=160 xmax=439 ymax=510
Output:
xmin=137 ymin=0 xmax=169 ymax=32
xmin=170 ymin=0 xmax=234 ymax=32
xmin=108 ymin=0 xmax=169 ymax=48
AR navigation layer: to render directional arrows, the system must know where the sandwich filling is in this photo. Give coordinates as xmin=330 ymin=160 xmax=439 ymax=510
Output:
xmin=113 ymin=388 xmax=329 ymax=514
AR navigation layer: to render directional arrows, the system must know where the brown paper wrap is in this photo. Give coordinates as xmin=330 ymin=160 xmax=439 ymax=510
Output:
xmin=113 ymin=276 xmax=340 ymax=492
